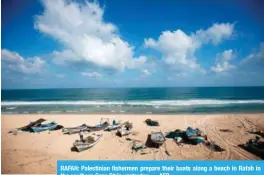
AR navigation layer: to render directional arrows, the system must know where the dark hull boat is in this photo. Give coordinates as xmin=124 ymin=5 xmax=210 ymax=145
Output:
xmin=8 ymin=118 xmax=62 ymax=134
xmin=62 ymin=124 xmax=89 ymax=135
xmin=145 ymin=119 xmax=160 ymax=126
xmin=87 ymin=122 xmax=110 ymax=132
xmin=31 ymin=121 xmax=58 ymax=132
xmin=241 ymin=140 xmax=264 ymax=159
xmin=186 ymin=127 xmax=205 ymax=144
xmin=19 ymin=118 xmax=46 ymax=132
xmin=87 ymin=118 xmax=110 ymax=132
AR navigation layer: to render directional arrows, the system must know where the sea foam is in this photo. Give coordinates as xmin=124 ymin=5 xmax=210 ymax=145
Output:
xmin=2 ymin=99 xmax=264 ymax=106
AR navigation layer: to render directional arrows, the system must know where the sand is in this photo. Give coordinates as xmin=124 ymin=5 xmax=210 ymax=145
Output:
xmin=2 ymin=113 xmax=264 ymax=174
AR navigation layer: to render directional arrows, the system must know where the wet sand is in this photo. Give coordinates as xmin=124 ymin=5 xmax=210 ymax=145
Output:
xmin=2 ymin=114 xmax=264 ymax=174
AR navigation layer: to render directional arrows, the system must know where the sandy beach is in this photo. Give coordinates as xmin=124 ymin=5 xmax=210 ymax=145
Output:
xmin=2 ymin=113 xmax=264 ymax=174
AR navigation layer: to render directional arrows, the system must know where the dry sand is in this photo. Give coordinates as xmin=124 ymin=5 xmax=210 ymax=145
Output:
xmin=2 ymin=114 xmax=264 ymax=174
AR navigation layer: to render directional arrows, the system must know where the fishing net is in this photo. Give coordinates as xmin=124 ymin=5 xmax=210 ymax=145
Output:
xmin=86 ymin=136 xmax=95 ymax=142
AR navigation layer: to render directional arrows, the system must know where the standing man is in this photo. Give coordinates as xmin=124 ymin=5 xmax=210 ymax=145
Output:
xmin=79 ymin=129 xmax=84 ymax=142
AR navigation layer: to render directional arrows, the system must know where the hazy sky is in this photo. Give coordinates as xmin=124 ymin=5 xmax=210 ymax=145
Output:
xmin=2 ymin=0 xmax=264 ymax=89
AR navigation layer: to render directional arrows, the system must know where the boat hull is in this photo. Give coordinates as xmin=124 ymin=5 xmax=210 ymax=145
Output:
xmin=73 ymin=134 xmax=103 ymax=152
xmin=105 ymin=123 xmax=122 ymax=131
xmin=243 ymin=143 xmax=264 ymax=159
xmin=150 ymin=132 xmax=166 ymax=148
xmin=189 ymin=136 xmax=205 ymax=144
xmin=117 ymin=128 xmax=132 ymax=137
xmin=62 ymin=126 xmax=89 ymax=135
xmin=31 ymin=123 xmax=58 ymax=133
xmin=88 ymin=123 xmax=110 ymax=132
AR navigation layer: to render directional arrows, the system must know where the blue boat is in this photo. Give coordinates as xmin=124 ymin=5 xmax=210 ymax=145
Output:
xmin=31 ymin=121 xmax=58 ymax=132
xmin=186 ymin=127 xmax=205 ymax=144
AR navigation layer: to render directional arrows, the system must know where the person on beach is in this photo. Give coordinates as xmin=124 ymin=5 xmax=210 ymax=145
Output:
xmin=79 ymin=129 xmax=84 ymax=142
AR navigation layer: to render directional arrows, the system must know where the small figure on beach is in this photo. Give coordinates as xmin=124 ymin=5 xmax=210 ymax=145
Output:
xmin=125 ymin=122 xmax=133 ymax=130
xmin=79 ymin=129 xmax=84 ymax=142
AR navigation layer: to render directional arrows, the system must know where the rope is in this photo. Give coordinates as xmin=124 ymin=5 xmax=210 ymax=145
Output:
xmin=159 ymin=147 xmax=165 ymax=160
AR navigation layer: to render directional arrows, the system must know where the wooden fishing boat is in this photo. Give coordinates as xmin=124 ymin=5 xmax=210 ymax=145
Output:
xmin=188 ymin=136 xmax=205 ymax=144
xmin=105 ymin=123 xmax=121 ymax=131
xmin=117 ymin=127 xmax=132 ymax=137
xmin=186 ymin=127 xmax=205 ymax=144
xmin=31 ymin=121 xmax=58 ymax=132
xmin=186 ymin=127 xmax=200 ymax=137
xmin=105 ymin=121 xmax=128 ymax=131
xmin=9 ymin=118 xmax=47 ymax=134
xmin=145 ymin=119 xmax=160 ymax=126
xmin=62 ymin=124 xmax=89 ymax=135
xmin=88 ymin=118 xmax=110 ymax=132
xmin=116 ymin=122 xmax=133 ymax=137
xmin=241 ymin=140 xmax=264 ymax=159
xmin=150 ymin=132 xmax=166 ymax=148
xmin=73 ymin=133 xmax=103 ymax=152
xmin=88 ymin=122 xmax=110 ymax=132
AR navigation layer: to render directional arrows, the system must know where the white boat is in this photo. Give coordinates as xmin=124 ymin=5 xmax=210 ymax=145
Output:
xmin=105 ymin=121 xmax=128 ymax=131
xmin=150 ymin=132 xmax=166 ymax=148
xmin=116 ymin=122 xmax=133 ymax=137
xmin=73 ymin=133 xmax=103 ymax=152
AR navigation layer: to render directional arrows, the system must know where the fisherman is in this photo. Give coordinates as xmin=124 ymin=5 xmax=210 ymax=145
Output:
xmin=125 ymin=123 xmax=130 ymax=130
xmin=79 ymin=129 xmax=84 ymax=142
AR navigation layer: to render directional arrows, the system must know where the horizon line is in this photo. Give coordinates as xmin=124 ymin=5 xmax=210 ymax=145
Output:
xmin=2 ymin=85 xmax=264 ymax=90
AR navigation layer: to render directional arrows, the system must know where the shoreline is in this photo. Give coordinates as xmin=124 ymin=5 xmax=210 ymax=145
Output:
xmin=3 ymin=111 xmax=264 ymax=115
xmin=2 ymin=113 xmax=264 ymax=174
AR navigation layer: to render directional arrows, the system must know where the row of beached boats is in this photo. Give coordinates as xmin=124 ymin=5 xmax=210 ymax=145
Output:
xmin=61 ymin=118 xmax=131 ymax=135
xmin=69 ymin=119 xmax=134 ymax=152
xmin=8 ymin=118 xmax=63 ymax=134
xmin=8 ymin=118 xmax=166 ymax=153
xmin=62 ymin=118 xmax=134 ymax=152
xmin=8 ymin=118 xmax=263 ymax=158
xmin=8 ymin=118 xmax=134 ymax=152
xmin=6 ymin=118 xmax=218 ymax=153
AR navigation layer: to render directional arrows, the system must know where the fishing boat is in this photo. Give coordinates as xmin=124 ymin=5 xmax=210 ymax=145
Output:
xmin=117 ymin=127 xmax=132 ymax=137
xmin=150 ymin=132 xmax=166 ymax=148
xmin=249 ymin=129 xmax=264 ymax=137
xmin=62 ymin=124 xmax=89 ymax=135
xmin=30 ymin=121 xmax=58 ymax=132
xmin=8 ymin=118 xmax=47 ymax=134
xmin=8 ymin=118 xmax=61 ymax=134
xmin=186 ymin=127 xmax=200 ymax=137
xmin=105 ymin=121 xmax=128 ymax=131
xmin=188 ymin=136 xmax=205 ymax=144
xmin=186 ymin=127 xmax=205 ymax=144
xmin=241 ymin=139 xmax=264 ymax=159
xmin=205 ymin=141 xmax=225 ymax=152
xmin=145 ymin=119 xmax=160 ymax=126
xmin=88 ymin=122 xmax=110 ymax=131
xmin=88 ymin=118 xmax=110 ymax=132
xmin=73 ymin=133 xmax=103 ymax=152
xmin=105 ymin=123 xmax=121 ymax=131
xmin=116 ymin=122 xmax=133 ymax=137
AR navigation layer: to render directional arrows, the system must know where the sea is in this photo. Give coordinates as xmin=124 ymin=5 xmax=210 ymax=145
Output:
xmin=1 ymin=87 xmax=264 ymax=114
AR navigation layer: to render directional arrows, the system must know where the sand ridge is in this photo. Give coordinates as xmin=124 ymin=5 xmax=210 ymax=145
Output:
xmin=2 ymin=114 xmax=264 ymax=174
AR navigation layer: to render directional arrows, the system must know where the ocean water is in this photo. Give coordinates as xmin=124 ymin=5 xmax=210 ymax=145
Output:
xmin=2 ymin=87 xmax=264 ymax=114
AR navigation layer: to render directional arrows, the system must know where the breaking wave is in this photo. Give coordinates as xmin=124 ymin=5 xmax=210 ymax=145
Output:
xmin=2 ymin=99 xmax=264 ymax=107
xmin=6 ymin=106 xmax=17 ymax=110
